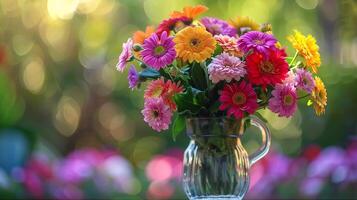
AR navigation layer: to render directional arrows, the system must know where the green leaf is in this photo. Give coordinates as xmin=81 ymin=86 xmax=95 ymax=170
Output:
xmin=172 ymin=115 xmax=186 ymax=141
xmin=194 ymin=90 xmax=209 ymax=106
xmin=209 ymin=101 xmax=220 ymax=113
xmin=180 ymin=66 xmax=190 ymax=75
xmin=139 ymin=68 xmax=160 ymax=79
xmin=190 ymin=62 xmax=208 ymax=90
xmin=159 ymin=68 xmax=171 ymax=80
xmin=174 ymin=88 xmax=202 ymax=116
xmin=213 ymin=45 xmax=223 ymax=56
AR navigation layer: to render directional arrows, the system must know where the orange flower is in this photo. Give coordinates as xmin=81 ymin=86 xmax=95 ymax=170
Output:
xmin=174 ymin=26 xmax=216 ymax=63
xmin=132 ymin=26 xmax=155 ymax=44
xmin=145 ymin=79 xmax=184 ymax=111
xmin=170 ymin=5 xmax=208 ymax=19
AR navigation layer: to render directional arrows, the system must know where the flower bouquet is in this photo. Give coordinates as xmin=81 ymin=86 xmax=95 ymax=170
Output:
xmin=116 ymin=4 xmax=327 ymax=199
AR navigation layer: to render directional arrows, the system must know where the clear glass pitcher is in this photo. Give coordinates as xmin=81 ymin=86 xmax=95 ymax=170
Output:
xmin=183 ymin=115 xmax=271 ymax=200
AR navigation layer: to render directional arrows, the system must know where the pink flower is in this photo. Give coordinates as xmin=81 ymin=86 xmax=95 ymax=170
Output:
xmin=268 ymin=84 xmax=297 ymax=117
xmin=283 ymin=70 xmax=296 ymax=86
xmin=141 ymin=98 xmax=173 ymax=132
xmin=208 ymin=52 xmax=246 ymax=83
xmin=214 ymin=34 xmax=243 ymax=57
xmin=295 ymin=68 xmax=315 ymax=93
xmin=219 ymin=81 xmax=258 ymax=119
xmin=116 ymin=38 xmax=133 ymax=72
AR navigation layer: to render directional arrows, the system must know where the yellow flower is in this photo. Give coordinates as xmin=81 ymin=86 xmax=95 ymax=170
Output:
xmin=287 ymin=30 xmax=321 ymax=73
xmin=311 ymin=77 xmax=327 ymax=116
xmin=229 ymin=16 xmax=260 ymax=34
xmin=174 ymin=26 xmax=216 ymax=63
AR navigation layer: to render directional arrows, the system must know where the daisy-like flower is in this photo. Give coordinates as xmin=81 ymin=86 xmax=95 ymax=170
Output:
xmin=141 ymin=98 xmax=173 ymax=132
xmin=246 ymin=48 xmax=289 ymax=87
xmin=311 ymin=77 xmax=327 ymax=116
xmin=295 ymin=68 xmax=315 ymax=93
xmin=144 ymin=78 xmax=184 ymax=111
xmin=229 ymin=16 xmax=260 ymax=35
xmin=174 ymin=26 xmax=216 ymax=63
xmin=133 ymin=26 xmax=155 ymax=44
xmin=200 ymin=17 xmax=236 ymax=37
xmin=208 ymin=52 xmax=246 ymax=83
xmin=170 ymin=5 xmax=208 ymax=19
xmin=219 ymin=81 xmax=258 ymax=119
xmin=116 ymin=38 xmax=133 ymax=72
xmin=268 ymin=83 xmax=297 ymax=117
xmin=237 ymin=31 xmax=277 ymax=55
xmin=156 ymin=16 xmax=192 ymax=36
xmin=128 ymin=65 xmax=139 ymax=90
xmin=287 ymin=30 xmax=321 ymax=73
xmin=214 ymin=34 xmax=243 ymax=57
xmin=141 ymin=31 xmax=176 ymax=70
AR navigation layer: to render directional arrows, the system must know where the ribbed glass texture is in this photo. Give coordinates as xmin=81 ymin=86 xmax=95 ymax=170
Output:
xmin=183 ymin=116 xmax=270 ymax=200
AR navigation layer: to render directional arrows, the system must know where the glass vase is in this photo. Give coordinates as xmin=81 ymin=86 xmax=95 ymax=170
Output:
xmin=183 ymin=115 xmax=271 ymax=200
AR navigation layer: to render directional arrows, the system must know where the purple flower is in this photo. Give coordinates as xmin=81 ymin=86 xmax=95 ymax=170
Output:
xmin=268 ymin=83 xmax=297 ymax=117
xmin=200 ymin=17 xmax=236 ymax=37
xmin=116 ymin=38 xmax=133 ymax=72
xmin=208 ymin=52 xmax=246 ymax=83
xmin=128 ymin=65 xmax=139 ymax=90
xmin=141 ymin=31 xmax=176 ymax=70
xmin=237 ymin=31 xmax=277 ymax=55
xmin=295 ymin=68 xmax=315 ymax=93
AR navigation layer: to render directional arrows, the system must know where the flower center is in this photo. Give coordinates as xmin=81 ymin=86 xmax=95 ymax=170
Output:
xmin=154 ymin=45 xmax=165 ymax=56
xmin=223 ymin=59 xmax=232 ymax=67
xmin=260 ymin=61 xmax=274 ymax=73
xmin=190 ymin=38 xmax=200 ymax=47
xmin=232 ymin=92 xmax=247 ymax=105
xmin=254 ymin=39 xmax=264 ymax=45
xmin=302 ymin=77 xmax=309 ymax=85
xmin=283 ymin=94 xmax=294 ymax=106
xmin=152 ymin=110 xmax=160 ymax=118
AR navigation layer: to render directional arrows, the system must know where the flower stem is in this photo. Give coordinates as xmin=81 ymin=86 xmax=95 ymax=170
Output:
xmin=289 ymin=51 xmax=298 ymax=66
xmin=298 ymin=94 xmax=310 ymax=100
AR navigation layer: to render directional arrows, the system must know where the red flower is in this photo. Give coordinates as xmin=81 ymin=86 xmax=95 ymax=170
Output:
xmin=246 ymin=48 xmax=289 ymax=87
xmin=219 ymin=81 xmax=258 ymax=119
xmin=156 ymin=16 xmax=192 ymax=36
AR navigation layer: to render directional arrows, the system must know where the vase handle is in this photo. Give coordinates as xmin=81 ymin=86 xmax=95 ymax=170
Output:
xmin=246 ymin=115 xmax=271 ymax=166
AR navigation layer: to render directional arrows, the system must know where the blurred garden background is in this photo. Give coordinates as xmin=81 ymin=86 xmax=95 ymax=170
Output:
xmin=0 ymin=0 xmax=356 ymax=199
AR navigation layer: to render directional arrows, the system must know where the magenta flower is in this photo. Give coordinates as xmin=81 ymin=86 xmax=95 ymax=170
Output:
xmin=141 ymin=98 xmax=173 ymax=132
xmin=200 ymin=17 xmax=236 ymax=37
xmin=116 ymin=38 xmax=133 ymax=72
xmin=268 ymin=84 xmax=297 ymax=117
xmin=128 ymin=65 xmax=139 ymax=90
xmin=219 ymin=81 xmax=258 ymax=119
xmin=237 ymin=31 xmax=277 ymax=55
xmin=208 ymin=52 xmax=246 ymax=83
xmin=295 ymin=68 xmax=315 ymax=93
xmin=141 ymin=32 xmax=176 ymax=70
